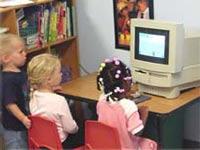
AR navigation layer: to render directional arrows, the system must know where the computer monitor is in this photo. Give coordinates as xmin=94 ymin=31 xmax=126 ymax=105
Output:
xmin=130 ymin=19 xmax=200 ymax=98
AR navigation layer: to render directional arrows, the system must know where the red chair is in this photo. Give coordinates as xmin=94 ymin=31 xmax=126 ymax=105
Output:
xmin=28 ymin=115 xmax=63 ymax=150
xmin=84 ymin=120 xmax=121 ymax=149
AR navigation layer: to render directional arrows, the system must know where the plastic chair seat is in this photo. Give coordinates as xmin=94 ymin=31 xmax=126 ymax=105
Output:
xmin=84 ymin=120 xmax=121 ymax=149
xmin=28 ymin=115 xmax=63 ymax=150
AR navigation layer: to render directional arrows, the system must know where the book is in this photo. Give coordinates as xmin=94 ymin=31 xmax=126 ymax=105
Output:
xmin=68 ymin=0 xmax=73 ymax=36
xmin=17 ymin=6 xmax=39 ymax=48
xmin=71 ymin=5 xmax=76 ymax=36
xmin=0 ymin=27 xmax=9 ymax=34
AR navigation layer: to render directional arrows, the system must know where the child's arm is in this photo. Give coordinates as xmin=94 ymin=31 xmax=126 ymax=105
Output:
xmin=61 ymin=114 xmax=78 ymax=134
xmin=138 ymin=106 xmax=149 ymax=126
xmin=60 ymin=98 xmax=78 ymax=134
xmin=53 ymin=85 xmax=62 ymax=92
xmin=121 ymin=99 xmax=144 ymax=135
xmin=6 ymin=103 xmax=31 ymax=129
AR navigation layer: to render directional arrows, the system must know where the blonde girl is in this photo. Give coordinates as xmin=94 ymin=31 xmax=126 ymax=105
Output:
xmin=27 ymin=54 xmax=78 ymax=148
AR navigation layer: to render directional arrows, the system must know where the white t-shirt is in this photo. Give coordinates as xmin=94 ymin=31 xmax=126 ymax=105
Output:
xmin=29 ymin=91 xmax=78 ymax=142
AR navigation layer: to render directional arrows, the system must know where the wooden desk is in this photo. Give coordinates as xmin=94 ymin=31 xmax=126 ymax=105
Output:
xmin=59 ymin=73 xmax=200 ymax=148
xmin=60 ymin=72 xmax=200 ymax=115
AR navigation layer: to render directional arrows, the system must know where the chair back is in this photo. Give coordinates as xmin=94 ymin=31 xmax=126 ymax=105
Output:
xmin=28 ymin=115 xmax=62 ymax=150
xmin=85 ymin=120 xmax=121 ymax=149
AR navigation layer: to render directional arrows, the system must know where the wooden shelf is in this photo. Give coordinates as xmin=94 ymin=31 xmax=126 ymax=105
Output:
xmin=25 ymin=36 xmax=76 ymax=54
xmin=26 ymin=45 xmax=49 ymax=54
xmin=1 ymin=0 xmax=80 ymax=79
xmin=49 ymin=36 xmax=77 ymax=47
xmin=0 ymin=0 xmax=52 ymax=13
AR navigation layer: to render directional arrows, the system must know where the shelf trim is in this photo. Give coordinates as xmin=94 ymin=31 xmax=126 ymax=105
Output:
xmin=26 ymin=45 xmax=48 ymax=54
xmin=49 ymin=36 xmax=77 ymax=47
xmin=0 ymin=0 xmax=53 ymax=13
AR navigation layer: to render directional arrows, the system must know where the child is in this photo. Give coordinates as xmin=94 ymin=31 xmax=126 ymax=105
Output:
xmin=0 ymin=33 xmax=31 ymax=149
xmin=27 ymin=53 xmax=78 ymax=148
xmin=96 ymin=58 xmax=157 ymax=149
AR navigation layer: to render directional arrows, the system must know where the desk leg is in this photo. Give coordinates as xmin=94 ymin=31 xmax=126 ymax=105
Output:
xmin=67 ymin=100 xmax=85 ymax=147
xmin=143 ymin=109 xmax=185 ymax=149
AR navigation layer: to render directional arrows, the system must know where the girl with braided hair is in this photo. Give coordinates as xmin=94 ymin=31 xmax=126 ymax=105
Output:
xmin=96 ymin=58 xmax=157 ymax=149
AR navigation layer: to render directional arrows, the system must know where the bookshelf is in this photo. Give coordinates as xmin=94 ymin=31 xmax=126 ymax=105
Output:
xmin=0 ymin=0 xmax=80 ymax=79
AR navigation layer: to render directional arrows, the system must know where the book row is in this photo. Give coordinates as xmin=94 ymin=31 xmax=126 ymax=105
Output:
xmin=16 ymin=0 xmax=76 ymax=49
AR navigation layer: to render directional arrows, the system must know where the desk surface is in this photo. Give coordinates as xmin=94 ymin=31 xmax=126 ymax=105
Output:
xmin=60 ymin=73 xmax=200 ymax=115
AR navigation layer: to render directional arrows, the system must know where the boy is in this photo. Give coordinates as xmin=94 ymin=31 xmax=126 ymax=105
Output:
xmin=0 ymin=33 xmax=31 ymax=149
xmin=137 ymin=0 xmax=149 ymax=19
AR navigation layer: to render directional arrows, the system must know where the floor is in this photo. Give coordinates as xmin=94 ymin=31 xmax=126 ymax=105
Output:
xmin=183 ymin=139 xmax=200 ymax=149
xmin=0 ymin=134 xmax=200 ymax=149
xmin=0 ymin=102 xmax=199 ymax=149
xmin=0 ymin=136 xmax=4 ymax=150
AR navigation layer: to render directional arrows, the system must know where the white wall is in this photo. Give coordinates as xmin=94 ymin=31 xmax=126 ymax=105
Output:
xmin=76 ymin=0 xmax=200 ymax=142
xmin=76 ymin=0 xmax=131 ymax=74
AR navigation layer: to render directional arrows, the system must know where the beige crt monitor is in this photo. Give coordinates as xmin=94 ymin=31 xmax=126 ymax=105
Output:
xmin=130 ymin=19 xmax=200 ymax=99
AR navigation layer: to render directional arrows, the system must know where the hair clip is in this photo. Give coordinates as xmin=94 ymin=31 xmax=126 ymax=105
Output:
xmin=106 ymin=92 xmax=113 ymax=97
xmin=98 ymin=63 xmax=106 ymax=72
xmin=120 ymin=89 xmax=125 ymax=93
xmin=115 ymin=74 xmax=120 ymax=79
xmin=100 ymin=63 xmax=106 ymax=67
xmin=114 ymin=60 xmax=120 ymax=65
xmin=123 ymin=76 xmax=132 ymax=80
xmin=114 ymin=87 xmax=125 ymax=93
xmin=99 ymin=67 xmax=103 ymax=72
xmin=30 ymin=88 xmax=34 ymax=92
xmin=114 ymin=87 xmax=120 ymax=93
xmin=99 ymin=77 xmax=103 ymax=82
xmin=117 ymin=70 xmax=121 ymax=74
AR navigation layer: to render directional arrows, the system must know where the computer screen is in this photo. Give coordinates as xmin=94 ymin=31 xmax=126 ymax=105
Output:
xmin=135 ymin=27 xmax=169 ymax=64
xmin=130 ymin=19 xmax=200 ymax=98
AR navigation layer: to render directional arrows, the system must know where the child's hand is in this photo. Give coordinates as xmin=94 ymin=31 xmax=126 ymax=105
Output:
xmin=53 ymin=85 xmax=62 ymax=92
xmin=138 ymin=106 xmax=149 ymax=125
xmin=22 ymin=116 xmax=31 ymax=129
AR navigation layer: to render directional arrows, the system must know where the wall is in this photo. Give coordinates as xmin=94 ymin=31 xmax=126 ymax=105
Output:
xmin=76 ymin=0 xmax=200 ymax=142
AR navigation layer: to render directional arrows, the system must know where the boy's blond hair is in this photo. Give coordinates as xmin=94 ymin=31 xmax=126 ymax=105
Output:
xmin=0 ymin=33 xmax=24 ymax=56
xmin=27 ymin=53 xmax=60 ymax=89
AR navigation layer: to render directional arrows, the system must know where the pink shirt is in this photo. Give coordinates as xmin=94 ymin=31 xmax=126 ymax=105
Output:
xmin=30 ymin=91 xmax=78 ymax=142
xmin=97 ymin=94 xmax=157 ymax=149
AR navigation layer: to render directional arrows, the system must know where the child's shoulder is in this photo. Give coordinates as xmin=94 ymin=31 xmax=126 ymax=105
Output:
xmin=119 ymin=98 xmax=138 ymax=113
xmin=2 ymin=71 xmax=26 ymax=77
xmin=34 ymin=91 xmax=66 ymax=102
xmin=49 ymin=92 xmax=67 ymax=103
xmin=47 ymin=92 xmax=65 ymax=100
xmin=2 ymin=71 xmax=26 ymax=83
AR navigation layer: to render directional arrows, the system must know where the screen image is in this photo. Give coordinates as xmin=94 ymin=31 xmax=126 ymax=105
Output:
xmin=135 ymin=27 xmax=169 ymax=64
xmin=139 ymin=33 xmax=165 ymax=58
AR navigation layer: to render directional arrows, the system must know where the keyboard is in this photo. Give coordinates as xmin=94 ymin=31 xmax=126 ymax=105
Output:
xmin=130 ymin=95 xmax=151 ymax=104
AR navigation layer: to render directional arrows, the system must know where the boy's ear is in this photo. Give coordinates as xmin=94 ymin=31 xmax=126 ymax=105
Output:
xmin=1 ymin=54 xmax=11 ymax=63
xmin=0 ymin=56 xmax=2 ymax=65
